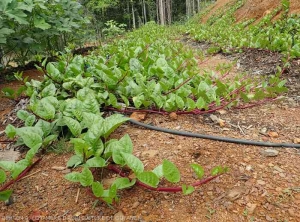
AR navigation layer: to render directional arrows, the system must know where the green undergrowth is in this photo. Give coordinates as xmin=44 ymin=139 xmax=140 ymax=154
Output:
xmin=186 ymin=0 xmax=300 ymax=58
xmin=0 ymin=22 xmax=287 ymax=204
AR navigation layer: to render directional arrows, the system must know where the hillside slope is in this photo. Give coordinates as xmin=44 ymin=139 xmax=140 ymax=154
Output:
xmin=203 ymin=0 xmax=300 ymax=22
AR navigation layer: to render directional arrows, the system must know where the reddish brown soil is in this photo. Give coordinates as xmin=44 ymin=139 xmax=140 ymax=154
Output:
xmin=202 ymin=0 xmax=300 ymax=23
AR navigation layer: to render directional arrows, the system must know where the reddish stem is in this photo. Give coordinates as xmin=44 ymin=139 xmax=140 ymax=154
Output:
xmin=0 ymin=157 xmax=42 ymax=192
xmin=107 ymin=164 xmax=220 ymax=193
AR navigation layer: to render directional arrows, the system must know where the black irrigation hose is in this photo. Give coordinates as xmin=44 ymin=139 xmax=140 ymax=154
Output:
xmin=128 ymin=119 xmax=300 ymax=149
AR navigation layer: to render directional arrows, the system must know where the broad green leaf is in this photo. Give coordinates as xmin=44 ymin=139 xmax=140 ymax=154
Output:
xmin=190 ymin=163 xmax=204 ymax=179
xmin=0 ymin=161 xmax=15 ymax=171
xmin=35 ymin=120 xmax=52 ymax=137
xmin=137 ymin=171 xmax=159 ymax=188
xmin=41 ymin=83 xmax=56 ymax=97
xmin=15 ymin=129 xmax=42 ymax=150
xmin=0 ymin=169 xmax=6 ymax=184
xmin=112 ymin=178 xmax=136 ymax=189
xmin=65 ymin=172 xmax=81 ymax=182
xmin=79 ymin=167 xmax=94 ymax=187
xmin=85 ymin=157 xmax=106 ymax=168
xmin=103 ymin=114 xmax=129 ymax=139
xmin=5 ymin=124 xmax=16 ymax=139
xmin=43 ymin=135 xmax=58 ymax=146
xmin=196 ymin=97 xmax=206 ymax=109
xmin=63 ymin=116 xmax=81 ymax=136
xmin=121 ymin=152 xmax=144 ymax=175
xmin=162 ymin=160 xmax=180 ymax=183
xmin=211 ymin=166 xmax=223 ymax=176
xmin=70 ymin=138 xmax=89 ymax=157
xmin=46 ymin=63 xmax=61 ymax=82
xmin=152 ymin=164 xmax=163 ymax=178
xmin=34 ymin=17 xmax=51 ymax=30
xmin=25 ymin=115 xmax=36 ymax=127
xmin=182 ymin=184 xmax=195 ymax=195
xmin=92 ymin=182 xmax=104 ymax=197
xmin=11 ymin=159 xmax=29 ymax=179
xmin=17 ymin=110 xmax=30 ymax=121
xmin=67 ymin=155 xmax=82 ymax=168
xmin=32 ymin=98 xmax=56 ymax=120
xmin=83 ymin=96 xmax=99 ymax=114
xmin=0 ymin=190 xmax=13 ymax=201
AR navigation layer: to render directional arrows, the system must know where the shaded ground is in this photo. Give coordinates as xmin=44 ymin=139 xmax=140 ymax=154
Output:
xmin=0 ymin=38 xmax=300 ymax=221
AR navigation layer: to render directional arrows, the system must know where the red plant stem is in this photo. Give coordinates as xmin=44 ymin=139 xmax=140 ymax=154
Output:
xmin=0 ymin=157 xmax=42 ymax=192
xmin=107 ymin=164 xmax=220 ymax=193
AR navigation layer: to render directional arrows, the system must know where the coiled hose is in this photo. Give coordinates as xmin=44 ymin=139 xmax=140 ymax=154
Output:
xmin=128 ymin=119 xmax=300 ymax=149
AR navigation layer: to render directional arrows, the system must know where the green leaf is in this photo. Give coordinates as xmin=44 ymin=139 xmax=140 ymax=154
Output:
xmin=0 ymin=169 xmax=6 ymax=184
xmin=182 ymin=184 xmax=195 ymax=195
xmin=152 ymin=164 xmax=163 ymax=178
xmin=0 ymin=161 xmax=15 ymax=171
xmin=35 ymin=120 xmax=52 ymax=137
xmin=0 ymin=190 xmax=13 ymax=201
xmin=137 ymin=171 xmax=159 ymax=188
xmin=65 ymin=172 xmax=81 ymax=182
xmin=17 ymin=110 xmax=30 ymax=121
xmin=121 ymin=152 xmax=144 ymax=175
xmin=92 ymin=182 xmax=104 ymax=197
xmin=63 ymin=116 xmax=81 ymax=136
xmin=43 ymin=135 xmax=57 ymax=146
xmin=79 ymin=167 xmax=94 ymax=186
xmin=196 ymin=97 xmax=206 ymax=109
xmin=211 ymin=166 xmax=223 ymax=176
xmin=190 ymin=163 xmax=204 ymax=179
xmin=34 ymin=17 xmax=51 ymax=30
xmin=112 ymin=178 xmax=136 ymax=189
xmin=85 ymin=157 xmax=106 ymax=168
xmin=15 ymin=129 xmax=42 ymax=150
xmin=5 ymin=124 xmax=16 ymax=139
xmin=11 ymin=159 xmax=29 ymax=179
xmin=46 ymin=63 xmax=61 ymax=82
xmin=32 ymin=98 xmax=56 ymax=120
xmin=162 ymin=160 xmax=180 ymax=183
xmin=41 ymin=83 xmax=56 ymax=97
xmin=103 ymin=114 xmax=129 ymax=139
xmin=25 ymin=115 xmax=36 ymax=127
xmin=67 ymin=155 xmax=82 ymax=168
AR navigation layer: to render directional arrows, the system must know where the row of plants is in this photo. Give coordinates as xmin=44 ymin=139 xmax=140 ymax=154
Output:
xmin=0 ymin=23 xmax=287 ymax=203
xmin=0 ymin=0 xmax=91 ymax=70
xmin=185 ymin=0 xmax=300 ymax=58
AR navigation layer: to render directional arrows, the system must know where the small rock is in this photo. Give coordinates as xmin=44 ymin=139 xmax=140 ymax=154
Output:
xmin=142 ymin=150 xmax=159 ymax=158
xmin=246 ymin=203 xmax=257 ymax=214
xmin=260 ymin=127 xmax=267 ymax=134
xmin=51 ymin=166 xmax=66 ymax=171
xmin=294 ymin=138 xmax=300 ymax=144
xmin=102 ymin=178 xmax=116 ymax=187
xmin=114 ymin=211 xmax=125 ymax=222
xmin=132 ymin=202 xmax=140 ymax=209
xmin=130 ymin=112 xmax=147 ymax=121
xmin=175 ymin=126 xmax=181 ymax=130
xmin=169 ymin=112 xmax=178 ymax=120
xmin=226 ymin=187 xmax=245 ymax=201
xmin=279 ymin=173 xmax=286 ymax=178
xmin=210 ymin=114 xmax=219 ymax=123
xmin=260 ymin=149 xmax=279 ymax=157
xmin=141 ymin=210 xmax=147 ymax=215
xmin=268 ymin=131 xmax=279 ymax=138
xmin=61 ymin=169 xmax=71 ymax=174
xmin=273 ymin=166 xmax=284 ymax=173
xmin=246 ymin=165 xmax=252 ymax=171
xmin=288 ymin=209 xmax=296 ymax=217
xmin=275 ymin=187 xmax=282 ymax=192
xmin=217 ymin=109 xmax=227 ymax=115
xmin=257 ymin=180 xmax=266 ymax=185
xmin=265 ymin=215 xmax=273 ymax=221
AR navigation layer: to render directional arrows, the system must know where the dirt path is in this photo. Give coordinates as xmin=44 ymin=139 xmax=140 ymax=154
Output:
xmin=0 ymin=42 xmax=300 ymax=221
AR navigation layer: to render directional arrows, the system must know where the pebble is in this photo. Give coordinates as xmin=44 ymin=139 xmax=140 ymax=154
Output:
xmin=141 ymin=210 xmax=147 ymax=216
xmin=257 ymin=180 xmax=266 ymax=185
xmin=113 ymin=211 xmax=125 ymax=222
xmin=265 ymin=215 xmax=273 ymax=221
xmin=260 ymin=149 xmax=279 ymax=157
xmin=288 ymin=209 xmax=296 ymax=217
xmin=246 ymin=203 xmax=257 ymax=214
xmin=226 ymin=187 xmax=245 ymax=201
xmin=279 ymin=173 xmax=286 ymax=178
xmin=273 ymin=166 xmax=284 ymax=173
xmin=132 ymin=202 xmax=140 ymax=209
xmin=246 ymin=165 xmax=252 ymax=171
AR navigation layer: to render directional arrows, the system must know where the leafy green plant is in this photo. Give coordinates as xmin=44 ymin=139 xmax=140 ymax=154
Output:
xmin=0 ymin=22 xmax=287 ymax=204
xmin=102 ymin=20 xmax=126 ymax=38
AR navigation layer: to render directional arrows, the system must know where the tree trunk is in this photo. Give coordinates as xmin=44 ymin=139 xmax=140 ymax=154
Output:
xmin=143 ymin=0 xmax=147 ymax=23
xmin=132 ymin=1 xmax=136 ymax=29
xmin=158 ymin=0 xmax=165 ymax=25
xmin=166 ymin=0 xmax=172 ymax=25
